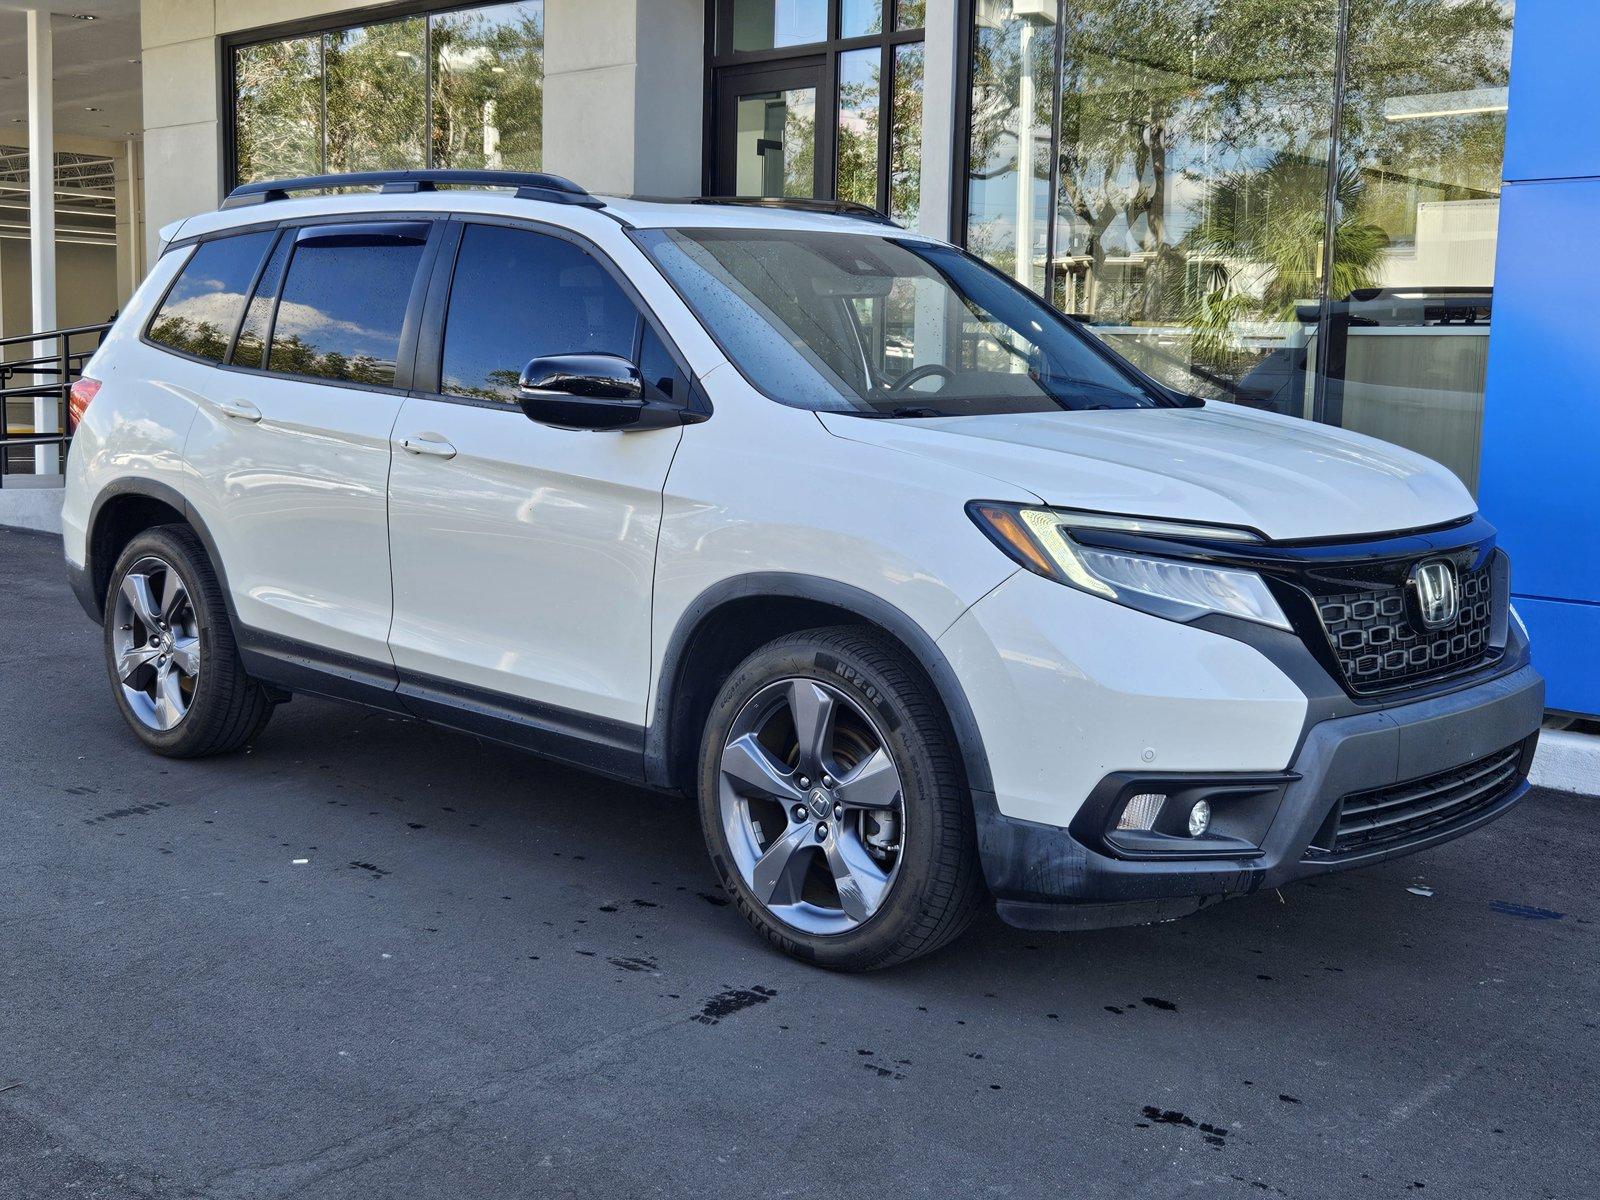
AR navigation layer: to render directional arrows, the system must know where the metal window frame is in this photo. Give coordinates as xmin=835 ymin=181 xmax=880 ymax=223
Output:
xmin=703 ymin=0 xmax=925 ymax=212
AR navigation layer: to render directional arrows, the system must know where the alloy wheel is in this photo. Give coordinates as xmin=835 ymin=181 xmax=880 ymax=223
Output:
xmin=111 ymin=556 xmax=200 ymax=731
xmin=717 ymin=678 xmax=905 ymax=935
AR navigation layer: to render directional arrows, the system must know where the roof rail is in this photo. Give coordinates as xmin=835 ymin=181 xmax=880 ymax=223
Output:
xmin=221 ymin=170 xmax=603 ymax=210
xmin=684 ymin=196 xmax=901 ymax=227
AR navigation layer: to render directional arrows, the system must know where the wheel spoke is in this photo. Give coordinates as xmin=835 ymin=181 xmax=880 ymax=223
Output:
xmin=169 ymin=635 xmax=201 ymax=677
xmin=158 ymin=570 xmax=189 ymax=623
xmin=750 ymin=822 xmax=815 ymax=907
xmin=721 ymin=733 xmax=802 ymax=803
xmin=833 ymin=746 xmax=901 ymax=811
xmin=824 ymin=831 xmax=891 ymax=924
xmin=786 ymin=680 xmax=837 ymax=774
xmin=120 ymin=573 xmax=160 ymax=629
xmin=116 ymin=642 xmax=161 ymax=684
xmin=153 ymin=665 xmax=186 ymax=730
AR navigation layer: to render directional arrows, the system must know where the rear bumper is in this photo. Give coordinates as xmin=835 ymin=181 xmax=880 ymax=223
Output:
xmin=978 ymin=662 xmax=1545 ymax=930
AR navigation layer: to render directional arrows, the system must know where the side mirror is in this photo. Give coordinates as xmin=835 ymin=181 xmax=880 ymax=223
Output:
xmin=516 ymin=353 xmax=681 ymax=431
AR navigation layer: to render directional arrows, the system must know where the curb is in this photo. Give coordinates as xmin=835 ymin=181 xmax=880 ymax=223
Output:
xmin=1531 ymin=728 xmax=1600 ymax=797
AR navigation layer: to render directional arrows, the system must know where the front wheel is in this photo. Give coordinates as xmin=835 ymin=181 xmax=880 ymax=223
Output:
xmin=697 ymin=627 xmax=984 ymax=970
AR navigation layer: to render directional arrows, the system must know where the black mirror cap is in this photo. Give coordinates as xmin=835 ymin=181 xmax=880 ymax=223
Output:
xmin=519 ymin=353 xmax=643 ymax=401
xmin=516 ymin=353 xmax=699 ymax=431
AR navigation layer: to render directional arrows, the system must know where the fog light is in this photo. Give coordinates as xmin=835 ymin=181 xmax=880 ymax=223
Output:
xmin=1187 ymin=799 xmax=1212 ymax=838
xmin=1116 ymin=792 xmax=1166 ymax=831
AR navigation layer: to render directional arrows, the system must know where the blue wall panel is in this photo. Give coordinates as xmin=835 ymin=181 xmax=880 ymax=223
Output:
xmin=1502 ymin=1 xmax=1600 ymax=183
xmin=1481 ymin=1 xmax=1600 ymax=715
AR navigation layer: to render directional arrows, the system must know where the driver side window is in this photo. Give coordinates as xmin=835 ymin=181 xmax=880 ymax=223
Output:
xmin=440 ymin=224 xmax=642 ymax=404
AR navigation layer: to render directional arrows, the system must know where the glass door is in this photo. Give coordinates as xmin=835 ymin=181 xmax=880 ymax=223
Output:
xmin=715 ymin=60 xmax=826 ymax=199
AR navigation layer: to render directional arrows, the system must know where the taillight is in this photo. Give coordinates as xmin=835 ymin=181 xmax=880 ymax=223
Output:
xmin=68 ymin=377 xmax=101 ymax=432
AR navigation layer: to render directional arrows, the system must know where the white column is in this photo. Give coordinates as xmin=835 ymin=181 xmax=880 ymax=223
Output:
xmin=27 ymin=10 xmax=59 ymax=477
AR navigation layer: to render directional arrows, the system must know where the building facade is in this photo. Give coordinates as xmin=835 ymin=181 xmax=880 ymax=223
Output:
xmin=4 ymin=0 xmax=1591 ymax=718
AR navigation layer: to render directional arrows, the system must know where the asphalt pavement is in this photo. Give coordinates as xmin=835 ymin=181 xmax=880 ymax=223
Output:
xmin=1 ymin=524 xmax=1594 ymax=1199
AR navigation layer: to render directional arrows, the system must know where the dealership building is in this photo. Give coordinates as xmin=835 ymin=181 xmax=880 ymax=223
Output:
xmin=1 ymin=0 xmax=1596 ymax=730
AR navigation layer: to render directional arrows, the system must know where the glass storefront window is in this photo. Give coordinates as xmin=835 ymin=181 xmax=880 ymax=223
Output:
xmin=889 ymin=42 xmax=924 ymax=226
xmin=841 ymin=0 xmax=884 ymax=38
xmin=713 ymin=1 xmax=925 ymax=222
xmin=836 ymin=48 xmax=881 ymax=208
xmin=233 ymin=36 xmax=321 ymax=183
xmin=961 ymin=0 xmax=1515 ymax=494
xmin=731 ymin=0 xmax=829 ymax=51
xmin=431 ymin=2 xmax=546 ymax=171
xmin=1049 ymin=1 xmax=1339 ymax=408
xmin=324 ymin=18 xmax=428 ymax=174
xmin=229 ymin=1 xmax=546 ymax=186
xmin=734 ymin=85 xmax=818 ymax=197
xmin=1324 ymin=0 xmax=1514 ymax=491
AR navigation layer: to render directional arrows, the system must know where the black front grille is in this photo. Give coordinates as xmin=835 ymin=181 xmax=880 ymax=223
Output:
xmin=1324 ymin=742 xmax=1526 ymax=857
xmin=1315 ymin=560 xmax=1496 ymax=693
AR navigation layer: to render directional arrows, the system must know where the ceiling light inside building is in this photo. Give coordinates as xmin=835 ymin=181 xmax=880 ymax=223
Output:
xmin=1384 ymin=86 xmax=1508 ymax=122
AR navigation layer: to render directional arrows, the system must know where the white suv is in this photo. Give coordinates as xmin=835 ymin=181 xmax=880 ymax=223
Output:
xmin=64 ymin=171 xmax=1543 ymax=969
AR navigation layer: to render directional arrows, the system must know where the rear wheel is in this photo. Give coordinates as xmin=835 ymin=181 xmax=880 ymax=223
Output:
xmin=103 ymin=525 xmax=274 ymax=757
xmin=698 ymin=627 xmax=984 ymax=970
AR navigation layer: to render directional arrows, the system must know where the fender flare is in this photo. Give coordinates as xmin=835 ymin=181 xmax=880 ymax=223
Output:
xmin=77 ymin=477 xmax=237 ymax=627
xmin=645 ymin=572 xmax=995 ymax=798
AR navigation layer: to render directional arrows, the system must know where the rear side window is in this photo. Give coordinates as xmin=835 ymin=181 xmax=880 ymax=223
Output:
xmin=267 ymin=224 xmax=430 ymax=386
xmin=440 ymin=225 xmax=641 ymax=403
xmin=147 ymin=231 xmax=275 ymax=362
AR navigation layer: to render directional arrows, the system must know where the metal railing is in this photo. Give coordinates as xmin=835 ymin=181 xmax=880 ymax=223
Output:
xmin=0 ymin=320 xmax=112 ymax=486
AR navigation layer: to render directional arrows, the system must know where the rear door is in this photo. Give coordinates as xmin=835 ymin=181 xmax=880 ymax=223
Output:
xmin=385 ymin=219 xmax=690 ymax=760
xmin=183 ymin=219 xmax=439 ymax=671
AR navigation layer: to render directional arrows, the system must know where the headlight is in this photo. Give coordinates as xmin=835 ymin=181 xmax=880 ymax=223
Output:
xmin=968 ymin=502 xmax=1291 ymax=631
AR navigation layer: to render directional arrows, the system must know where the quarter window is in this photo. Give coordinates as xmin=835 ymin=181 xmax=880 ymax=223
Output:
xmin=148 ymin=231 xmax=276 ymax=362
xmin=440 ymin=225 xmax=641 ymax=403
xmin=266 ymin=225 xmax=430 ymax=386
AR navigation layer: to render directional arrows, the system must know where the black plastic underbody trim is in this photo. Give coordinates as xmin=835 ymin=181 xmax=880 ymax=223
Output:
xmin=234 ymin=628 xmax=648 ymax=783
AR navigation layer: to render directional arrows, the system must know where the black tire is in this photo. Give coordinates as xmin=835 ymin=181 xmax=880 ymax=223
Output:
xmin=103 ymin=524 xmax=274 ymax=757
xmin=697 ymin=626 xmax=985 ymax=970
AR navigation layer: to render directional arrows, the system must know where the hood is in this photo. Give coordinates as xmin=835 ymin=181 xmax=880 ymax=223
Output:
xmin=818 ymin=403 xmax=1475 ymax=542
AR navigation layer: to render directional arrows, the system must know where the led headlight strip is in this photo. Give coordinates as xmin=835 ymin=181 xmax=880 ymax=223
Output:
xmin=968 ymin=502 xmax=1291 ymax=631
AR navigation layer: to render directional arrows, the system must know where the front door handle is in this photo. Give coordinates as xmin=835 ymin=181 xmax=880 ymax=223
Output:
xmin=218 ymin=398 xmax=262 ymax=423
xmin=399 ymin=432 xmax=457 ymax=460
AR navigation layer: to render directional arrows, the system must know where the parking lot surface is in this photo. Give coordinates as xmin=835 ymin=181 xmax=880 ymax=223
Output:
xmin=1 ymin=525 xmax=1594 ymax=1199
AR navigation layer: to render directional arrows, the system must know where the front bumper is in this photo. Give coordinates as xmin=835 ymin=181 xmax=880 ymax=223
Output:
xmin=978 ymin=662 xmax=1544 ymax=930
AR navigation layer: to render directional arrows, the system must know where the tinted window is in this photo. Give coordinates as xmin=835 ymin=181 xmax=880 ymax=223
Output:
xmin=441 ymin=225 xmax=640 ymax=403
xmin=231 ymin=233 xmax=291 ymax=369
xmin=638 ymin=324 xmax=685 ymax=404
xmin=268 ymin=226 xmax=429 ymax=386
xmin=148 ymin=232 xmax=275 ymax=361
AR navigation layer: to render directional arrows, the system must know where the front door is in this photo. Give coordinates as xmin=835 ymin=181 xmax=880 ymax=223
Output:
xmin=385 ymin=220 xmax=686 ymax=757
xmin=713 ymin=60 xmax=826 ymax=200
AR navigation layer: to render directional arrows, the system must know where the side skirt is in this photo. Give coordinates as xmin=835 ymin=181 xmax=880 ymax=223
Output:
xmin=236 ymin=628 xmax=648 ymax=783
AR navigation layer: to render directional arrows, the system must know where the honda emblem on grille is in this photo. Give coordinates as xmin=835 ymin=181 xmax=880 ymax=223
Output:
xmin=1408 ymin=559 xmax=1460 ymax=630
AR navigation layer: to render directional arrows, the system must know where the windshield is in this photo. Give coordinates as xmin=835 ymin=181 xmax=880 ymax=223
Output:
xmin=632 ymin=227 xmax=1165 ymax=417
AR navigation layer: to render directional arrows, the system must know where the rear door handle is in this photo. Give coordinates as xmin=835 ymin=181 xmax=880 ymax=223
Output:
xmin=218 ymin=398 xmax=262 ymax=423
xmin=399 ymin=432 xmax=457 ymax=460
